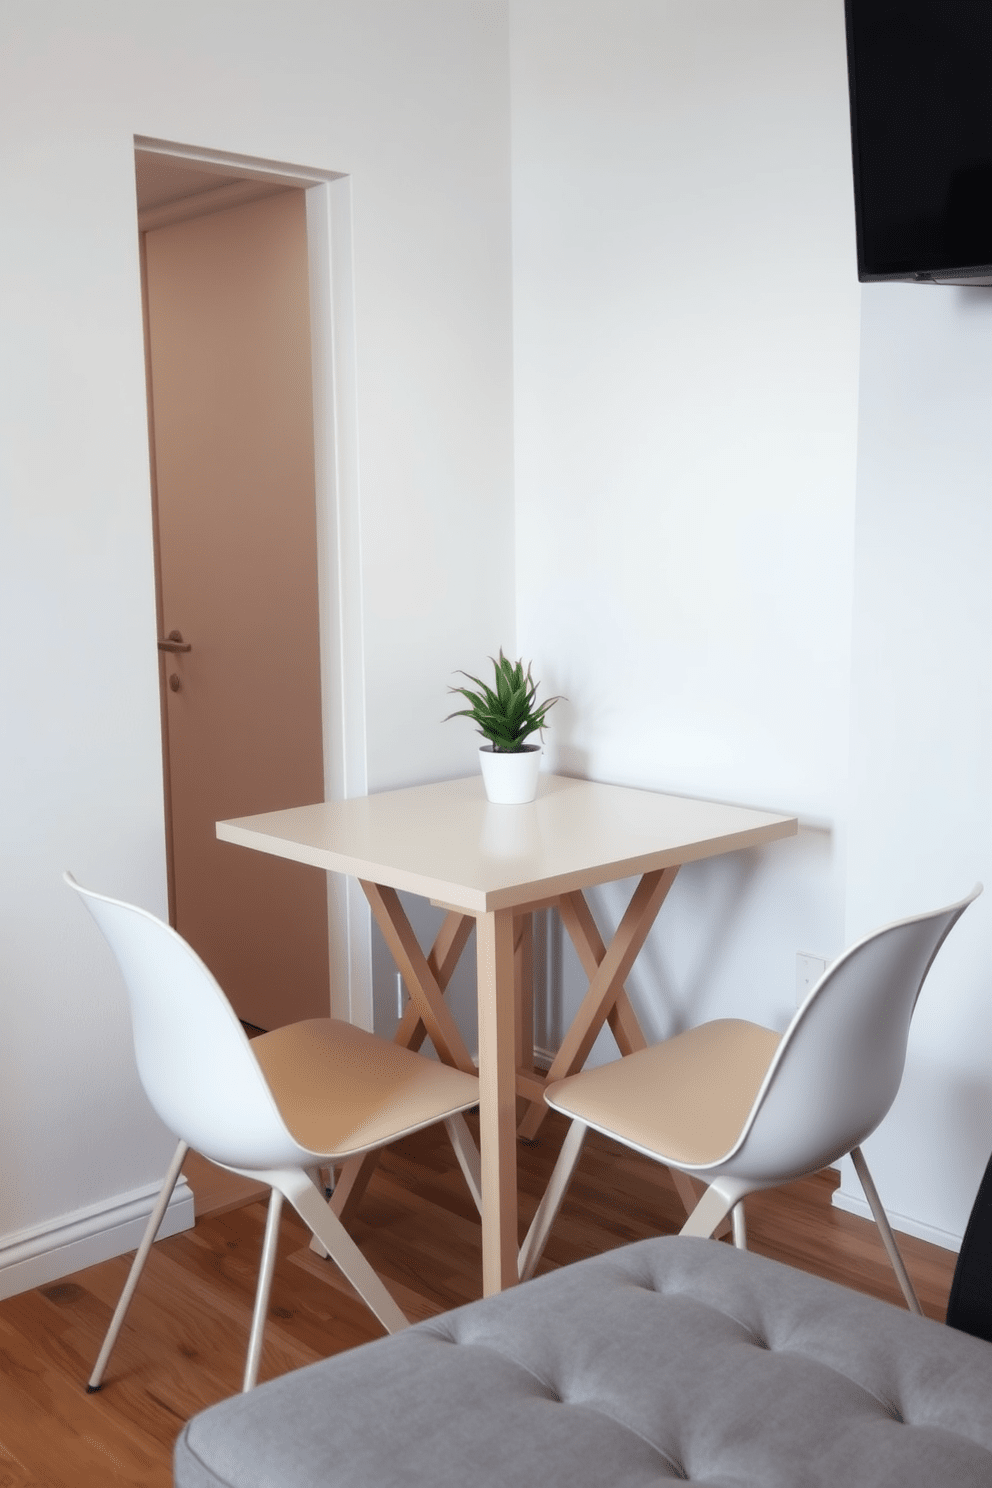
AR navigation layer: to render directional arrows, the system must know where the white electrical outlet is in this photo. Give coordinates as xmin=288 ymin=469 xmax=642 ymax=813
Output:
xmin=396 ymin=972 xmax=406 ymax=1020
xmin=796 ymin=952 xmax=826 ymax=1007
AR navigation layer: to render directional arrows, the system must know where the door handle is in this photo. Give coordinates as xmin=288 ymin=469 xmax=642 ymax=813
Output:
xmin=158 ymin=630 xmax=192 ymax=654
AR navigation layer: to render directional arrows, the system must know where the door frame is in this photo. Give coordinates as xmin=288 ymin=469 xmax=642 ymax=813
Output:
xmin=134 ymin=134 xmax=373 ymax=1030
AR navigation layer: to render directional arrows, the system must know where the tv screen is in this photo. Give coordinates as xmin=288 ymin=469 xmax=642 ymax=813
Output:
xmin=845 ymin=0 xmax=992 ymax=283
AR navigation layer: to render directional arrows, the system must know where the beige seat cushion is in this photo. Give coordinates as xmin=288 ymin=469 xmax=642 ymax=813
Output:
xmin=253 ymin=1018 xmax=479 ymax=1160
xmin=545 ymin=1018 xmax=780 ymax=1168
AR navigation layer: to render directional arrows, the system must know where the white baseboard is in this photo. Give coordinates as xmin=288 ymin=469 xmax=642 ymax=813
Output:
xmin=0 ymin=1175 xmax=194 ymax=1300
xmin=831 ymin=1188 xmax=962 ymax=1253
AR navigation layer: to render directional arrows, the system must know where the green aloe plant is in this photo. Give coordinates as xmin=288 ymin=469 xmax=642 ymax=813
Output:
xmin=446 ymin=650 xmax=561 ymax=753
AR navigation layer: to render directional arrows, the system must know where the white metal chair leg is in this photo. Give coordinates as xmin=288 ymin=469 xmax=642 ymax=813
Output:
xmin=678 ymin=1180 xmax=743 ymax=1241
xmin=731 ymin=1201 xmax=748 ymax=1250
xmin=242 ymin=1188 xmax=283 ymax=1392
xmin=445 ymin=1113 xmax=482 ymax=1215
xmin=87 ymin=1138 xmax=189 ymax=1391
xmin=280 ymin=1170 xmax=409 ymax=1335
xmin=518 ymin=1120 xmax=588 ymax=1283
xmin=850 ymin=1145 xmax=922 ymax=1315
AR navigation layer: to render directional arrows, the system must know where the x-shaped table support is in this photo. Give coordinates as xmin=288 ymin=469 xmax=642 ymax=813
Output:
xmin=324 ymin=864 xmax=695 ymax=1291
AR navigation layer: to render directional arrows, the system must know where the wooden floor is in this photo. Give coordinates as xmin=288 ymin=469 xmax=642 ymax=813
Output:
xmin=0 ymin=1114 xmax=957 ymax=1488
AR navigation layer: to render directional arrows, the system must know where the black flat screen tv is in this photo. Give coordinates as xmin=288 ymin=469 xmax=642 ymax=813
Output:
xmin=845 ymin=0 xmax=992 ymax=284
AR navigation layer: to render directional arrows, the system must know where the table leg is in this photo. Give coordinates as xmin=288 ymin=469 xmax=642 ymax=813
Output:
xmin=514 ymin=911 xmax=535 ymax=1077
xmin=361 ymin=881 xmax=476 ymax=1074
xmin=477 ymin=907 xmax=519 ymax=1294
xmin=326 ymin=893 xmax=474 ymax=1230
xmin=394 ymin=909 xmax=475 ymax=1054
xmin=517 ymin=866 xmax=679 ymax=1141
xmin=558 ymin=890 xmax=649 ymax=1058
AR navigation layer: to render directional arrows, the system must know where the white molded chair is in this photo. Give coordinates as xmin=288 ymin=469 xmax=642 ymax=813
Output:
xmin=520 ymin=885 xmax=981 ymax=1312
xmin=66 ymin=873 xmax=482 ymax=1392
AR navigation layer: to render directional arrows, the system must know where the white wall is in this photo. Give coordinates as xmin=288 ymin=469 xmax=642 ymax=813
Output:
xmin=0 ymin=0 xmax=514 ymax=1292
xmin=510 ymin=0 xmax=992 ymax=1249
xmin=509 ymin=0 xmax=861 ymax=1061
xmin=3 ymin=0 xmax=988 ymax=1297
xmin=839 ymin=284 xmax=992 ymax=1243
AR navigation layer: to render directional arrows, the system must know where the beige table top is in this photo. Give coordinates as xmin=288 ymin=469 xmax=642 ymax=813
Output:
xmin=217 ymin=774 xmax=798 ymax=914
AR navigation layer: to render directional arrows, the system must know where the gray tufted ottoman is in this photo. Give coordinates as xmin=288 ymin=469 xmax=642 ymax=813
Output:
xmin=174 ymin=1236 xmax=992 ymax=1487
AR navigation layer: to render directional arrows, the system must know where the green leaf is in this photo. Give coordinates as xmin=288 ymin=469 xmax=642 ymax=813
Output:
xmin=444 ymin=648 xmax=564 ymax=745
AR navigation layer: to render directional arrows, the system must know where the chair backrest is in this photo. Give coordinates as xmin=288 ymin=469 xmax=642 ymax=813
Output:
xmin=717 ymin=884 xmax=981 ymax=1185
xmin=66 ymin=873 xmax=308 ymax=1170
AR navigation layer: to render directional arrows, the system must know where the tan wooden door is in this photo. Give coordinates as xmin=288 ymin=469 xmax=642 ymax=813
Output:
xmin=143 ymin=188 xmax=330 ymax=1030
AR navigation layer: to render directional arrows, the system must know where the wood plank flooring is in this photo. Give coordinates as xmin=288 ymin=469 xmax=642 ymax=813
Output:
xmin=0 ymin=1114 xmax=958 ymax=1488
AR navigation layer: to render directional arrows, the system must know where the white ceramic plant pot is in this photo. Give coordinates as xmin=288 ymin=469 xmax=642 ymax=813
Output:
xmin=478 ymin=744 xmax=542 ymax=804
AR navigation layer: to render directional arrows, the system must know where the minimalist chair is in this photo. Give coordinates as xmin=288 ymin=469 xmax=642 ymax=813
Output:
xmin=519 ymin=885 xmax=981 ymax=1312
xmin=66 ymin=873 xmax=482 ymax=1392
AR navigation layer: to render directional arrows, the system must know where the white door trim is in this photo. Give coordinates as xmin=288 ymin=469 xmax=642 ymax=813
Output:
xmin=134 ymin=136 xmax=373 ymax=1029
xmin=134 ymin=134 xmax=346 ymax=190
xmin=306 ymin=176 xmax=374 ymax=1030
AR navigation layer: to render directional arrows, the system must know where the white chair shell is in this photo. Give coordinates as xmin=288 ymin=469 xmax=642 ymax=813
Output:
xmin=520 ymin=884 xmax=981 ymax=1315
xmin=65 ymin=872 xmax=481 ymax=1392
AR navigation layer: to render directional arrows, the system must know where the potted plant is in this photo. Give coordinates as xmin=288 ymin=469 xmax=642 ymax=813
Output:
xmin=446 ymin=650 xmax=561 ymax=803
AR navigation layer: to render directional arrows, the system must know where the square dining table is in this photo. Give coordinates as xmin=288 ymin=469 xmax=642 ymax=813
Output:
xmin=217 ymin=773 xmax=797 ymax=1296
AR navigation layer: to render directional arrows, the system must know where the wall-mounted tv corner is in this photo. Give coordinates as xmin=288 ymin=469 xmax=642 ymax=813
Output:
xmin=845 ymin=0 xmax=992 ymax=285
